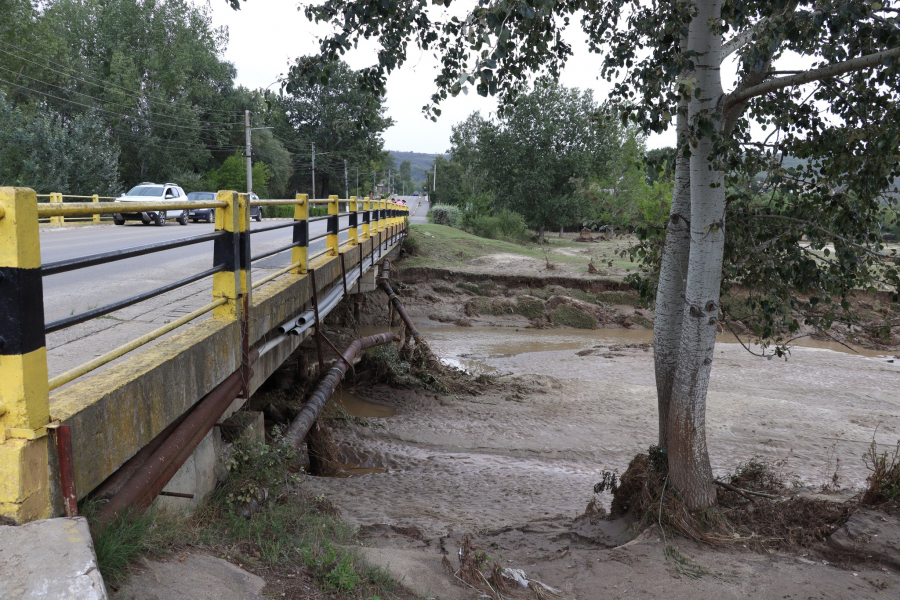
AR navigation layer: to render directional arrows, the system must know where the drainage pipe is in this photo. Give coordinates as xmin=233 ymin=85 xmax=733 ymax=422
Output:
xmin=285 ymin=332 xmax=395 ymax=445
xmin=376 ymin=263 xmax=440 ymax=368
xmin=95 ymin=350 xmax=258 ymax=533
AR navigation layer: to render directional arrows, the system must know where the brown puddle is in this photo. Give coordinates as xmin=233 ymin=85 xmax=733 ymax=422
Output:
xmin=333 ymin=389 xmax=397 ymax=418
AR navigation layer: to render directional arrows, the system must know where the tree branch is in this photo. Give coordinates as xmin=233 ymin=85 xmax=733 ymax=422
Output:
xmin=721 ymin=22 xmax=764 ymax=59
xmin=750 ymin=214 xmax=899 ymax=259
xmin=725 ymin=47 xmax=900 ymax=109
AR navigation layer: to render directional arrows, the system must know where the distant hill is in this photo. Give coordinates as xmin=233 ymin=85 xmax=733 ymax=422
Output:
xmin=388 ymin=151 xmax=446 ymax=184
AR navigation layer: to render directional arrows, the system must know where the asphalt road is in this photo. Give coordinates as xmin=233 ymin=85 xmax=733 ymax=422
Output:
xmin=39 ymin=195 xmax=426 ymax=324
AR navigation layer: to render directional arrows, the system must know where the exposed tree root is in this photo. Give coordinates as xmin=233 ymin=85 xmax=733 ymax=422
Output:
xmin=601 ymin=450 xmax=856 ymax=549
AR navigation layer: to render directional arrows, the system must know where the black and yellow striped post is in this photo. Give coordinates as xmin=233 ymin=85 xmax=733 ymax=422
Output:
xmin=327 ymin=195 xmax=339 ymax=256
xmin=348 ymin=196 xmax=358 ymax=246
xmin=291 ymin=194 xmax=309 ymax=274
xmin=361 ymin=197 xmax=371 ymax=242
xmin=0 ymin=187 xmax=52 ymax=522
xmin=212 ymin=190 xmax=249 ymax=320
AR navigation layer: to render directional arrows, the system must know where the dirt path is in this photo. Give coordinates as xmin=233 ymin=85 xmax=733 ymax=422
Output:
xmin=299 ymin=326 xmax=900 ymax=599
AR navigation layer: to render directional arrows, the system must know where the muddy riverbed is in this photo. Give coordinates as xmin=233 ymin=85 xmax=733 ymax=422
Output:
xmin=293 ymin=323 xmax=900 ymax=599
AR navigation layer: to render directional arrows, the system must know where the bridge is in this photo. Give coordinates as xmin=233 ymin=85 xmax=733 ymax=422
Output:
xmin=0 ymin=187 xmax=410 ymax=523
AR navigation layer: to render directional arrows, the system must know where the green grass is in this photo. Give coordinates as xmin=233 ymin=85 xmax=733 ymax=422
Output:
xmin=551 ymin=305 xmax=597 ymax=329
xmin=515 ymin=296 xmax=546 ymax=319
xmin=403 ymin=223 xmax=633 ymax=272
xmin=85 ymin=432 xmax=404 ymax=598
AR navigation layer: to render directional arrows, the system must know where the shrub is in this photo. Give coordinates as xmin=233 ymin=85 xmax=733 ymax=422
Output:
xmin=430 ymin=204 xmax=462 ymax=227
xmin=467 ymin=208 xmax=529 ymax=241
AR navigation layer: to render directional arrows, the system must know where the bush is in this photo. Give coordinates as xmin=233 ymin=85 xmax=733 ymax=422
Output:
xmin=467 ymin=209 xmax=529 ymax=241
xmin=430 ymin=204 xmax=461 ymax=227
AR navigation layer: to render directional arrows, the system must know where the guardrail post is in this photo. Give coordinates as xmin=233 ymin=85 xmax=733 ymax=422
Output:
xmin=92 ymin=195 xmax=100 ymax=224
xmin=212 ymin=190 xmax=249 ymax=320
xmin=50 ymin=193 xmax=63 ymax=227
xmin=291 ymin=194 xmax=309 ymax=274
xmin=327 ymin=195 xmax=339 ymax=256
xmin=348 ymin=196 xmax=358 ymax=246
xmin=0 ymin=187 xmax=52 ymax=523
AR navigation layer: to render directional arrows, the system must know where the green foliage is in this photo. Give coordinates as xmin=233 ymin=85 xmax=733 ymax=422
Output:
xmin=551 ymin=305 xmax=597 ymax=329
xmin=206 ymin=154 xmax=272 ymax=197
xmin=0 ymin=93 xmax=120 ymax=194
xmin=430 ymin=204 xmax=461 ymax=227
xmin=467 ymin=208 xmax=529 ymax=241
xmin=82 ymin=501 xmax=183 ymax=585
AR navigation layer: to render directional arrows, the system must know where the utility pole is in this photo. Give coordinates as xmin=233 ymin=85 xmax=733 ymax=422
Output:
xmin=245 ymin=110 xmax=252 ymax=194
xmin=388 ymin=169 xmax=392 ymax=196
xmin=373 ymin=171 xmax=377 ymax=197
xmin=433 ymin=161 xmax=437 ymax=200
xmin=344 ymin=160 xmax=349 ymax=199
xmin=311 ymin=143 xmax=315 ymax=199
xmin=356 ymin=167 xmax=359 ymax=197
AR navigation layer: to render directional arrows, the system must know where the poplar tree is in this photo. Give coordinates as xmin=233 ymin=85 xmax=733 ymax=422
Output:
xmin=280 ymin=0 xmax=900 ymax=510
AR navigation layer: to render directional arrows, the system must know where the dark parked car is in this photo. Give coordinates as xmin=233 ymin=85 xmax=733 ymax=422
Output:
xmin=187 ymin=191 xmax=217 ymax=222
xmin=187 ymin=191 xmax=263 ymax=223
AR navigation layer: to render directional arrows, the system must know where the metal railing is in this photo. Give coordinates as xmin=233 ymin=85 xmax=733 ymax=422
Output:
xmin=0 ymin=186 xmax=409 ymax=522
xmin=36 ymin=193 xmax=118 ymax=225
xmin=3 ymin=191 xmax=409 ymax=390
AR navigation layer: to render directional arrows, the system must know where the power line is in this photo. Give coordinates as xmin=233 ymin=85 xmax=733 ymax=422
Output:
xmin=0 ymin=77 xmax=241 ymax=147
xmin=0 ymin=64 xmax=242 ymax=131
xmin=0 ymin=41 xmax=244 ymax=121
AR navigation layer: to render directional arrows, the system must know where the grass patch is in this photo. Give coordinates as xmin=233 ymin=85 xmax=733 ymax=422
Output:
xmin=515 ymin=296 xmax=546 ymax=319
xmin=86 ymin=431 xmax=406 ymax=598
xmin=83 ymin=502 xmax=185 ymax=586
xmin=595 ymin=291 xmax=639 ymax=306
xmin=403 ymin=224 xmax=624 ymax=271
xmin=632 ymin=314 xmax=654 ymax=329
xmin=551 ymin=305 xmax=597 ymax=329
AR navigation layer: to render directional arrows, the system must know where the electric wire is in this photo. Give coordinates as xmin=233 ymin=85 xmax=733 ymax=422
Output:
xmin=0 ymin=41 xmax=244 ymax=121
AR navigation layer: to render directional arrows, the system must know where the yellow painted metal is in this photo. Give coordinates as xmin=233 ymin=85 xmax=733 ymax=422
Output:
xmin=380 ymin=200 xmax=387 ymax=232
xmin=5 ymin=426 xmax=48 ymax=441
xmin=0 ymin=187 xmax=51 ymax=523
xmin=37 ymin=199 xmax=225 ymax=217
xmin=50 ymin=192 xmax=63 ymax=226
xmin=291 ymin=194 xmax=308 ymax=275
xmin=361 ymin=197 xmax=370 ymax=241
xmin=92 ymin=195 xmax=100 ymax=223
xmin=212 ymin=190 xmax=248 ymax=320
xmin=327 ymin=195 xmax=339 ymax=256
xmin=252 ymin=261 xmax=302 ymax=290
xmin=348 ymin=196 xmax=358 ymax=246
xmin=48 ymin=298 xmax=227 ymax=391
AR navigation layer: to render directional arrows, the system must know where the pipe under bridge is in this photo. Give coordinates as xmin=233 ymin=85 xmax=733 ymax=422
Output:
xmin=0 ymin=187 xmax=409 ymax=523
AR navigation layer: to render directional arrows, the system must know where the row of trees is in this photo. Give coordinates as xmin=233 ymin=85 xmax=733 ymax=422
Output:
xmin=0 ymin=0 xmax=394 ymax=198
xmin=427 ymin=79 xmax=674 ymax=241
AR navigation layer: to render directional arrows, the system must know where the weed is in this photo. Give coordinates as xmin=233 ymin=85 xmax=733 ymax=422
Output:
xmin=456 ymin=282 xmax=482 ymax=294
xmin=664 ymin=545 xmax=710 ymax=580
xmin=632 ymin=314 xmax=654 ymax=329
xmin=402 ymin=234 xmax=420 ymax=255
xmin=861 ymin=439 xmax=900 ymax=505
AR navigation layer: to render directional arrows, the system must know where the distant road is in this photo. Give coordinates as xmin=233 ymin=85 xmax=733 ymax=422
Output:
xmin=404 ymin=194 xmax=429 ymax=224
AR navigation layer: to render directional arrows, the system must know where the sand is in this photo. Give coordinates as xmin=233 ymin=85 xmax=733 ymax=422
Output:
xmin=295 ymin=326 xmax=900 ymax=598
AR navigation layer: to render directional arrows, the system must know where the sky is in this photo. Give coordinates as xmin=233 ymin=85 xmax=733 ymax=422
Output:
xmin=201 ymin=0 xmax=677 ymax=154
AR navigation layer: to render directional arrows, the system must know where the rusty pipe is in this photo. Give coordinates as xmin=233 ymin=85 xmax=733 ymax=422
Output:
xmin=52 ymin=425 xmax=78 ymax=517
xmin=95 ymin=350 xmax=258 ymax=532
xmin=285 ymin=333 xmax=395 ymax=445
xmin=376 ymin=264 xmax=440 ymax=367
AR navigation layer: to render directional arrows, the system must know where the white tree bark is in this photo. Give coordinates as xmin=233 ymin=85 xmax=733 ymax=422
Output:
xmin=653 ymin=103 xmax=691 ymax=451
xmin=666 ymin=0 xmax=725 ymax=510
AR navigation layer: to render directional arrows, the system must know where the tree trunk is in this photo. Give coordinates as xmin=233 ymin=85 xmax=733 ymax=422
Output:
xmin=666 ymin=0 xmax=724 ymax=510
xmin=653 ymin=104 xmax=691 ymax=452
xmin=559 ymin=226 xmax=563 ymax=238
xmin=538 ymin=224 xmax=545 ymax=244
